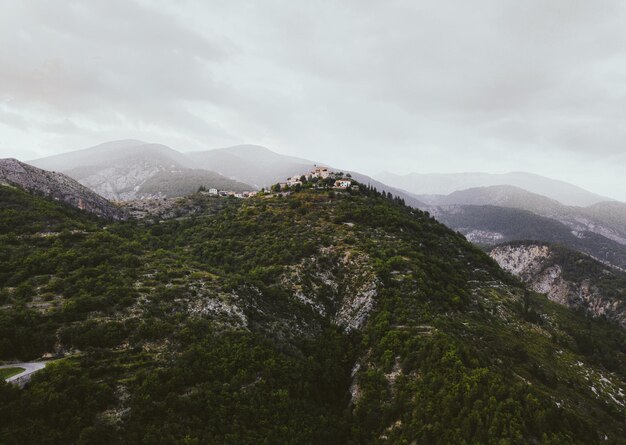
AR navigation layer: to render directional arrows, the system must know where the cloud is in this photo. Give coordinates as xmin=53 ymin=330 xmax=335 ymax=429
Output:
xmin=0 ymin=0 xmax=625 ymax=199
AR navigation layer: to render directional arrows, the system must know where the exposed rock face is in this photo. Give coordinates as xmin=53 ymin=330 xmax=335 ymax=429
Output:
xmin=490 ymin=243 xmax=626 ymax=328
xmin=281 ymin=248 xmax=378 ymax=332
xmin=0 ymin=158 xmax=125 ymax=220
xmin=70 ymin=162 xmax=167 ymax=201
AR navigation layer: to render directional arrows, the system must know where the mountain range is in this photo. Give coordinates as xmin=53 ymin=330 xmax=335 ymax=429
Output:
xmin=1 ymin=174 xmax=625 ymax=443
xmin=29 ymin=140 xmax=424 ymax=207
xmin=421 ymin=186 xmax=626 ymax=269
xmin=377 ymin=171 xmax=612 ymax=207
xmin=29 ymin=140 xmax=254 ymax=200
xmin=24 ymin=138 xmax=626 ymax=273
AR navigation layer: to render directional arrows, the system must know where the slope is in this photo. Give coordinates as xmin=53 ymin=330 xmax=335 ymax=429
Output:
xmin=0 ymin=182 xmax=624 ymax=444
xmin=491 ymin=241 xmax=626 ymax=327
xmin=432 ymin=204 xmax=626 ymax=269
xmin=422 ymin=185 xmax=626 ymax=260
xmin=0 ymin=158 xmax=124 ymax=220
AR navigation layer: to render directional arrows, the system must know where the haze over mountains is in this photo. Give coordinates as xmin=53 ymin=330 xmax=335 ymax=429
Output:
xmin=377 ymin=171 xmax=612 ymax=207
xmin=26 ymin=139 xmax=626 ymax=251
xmin=25 ymin=138 xmax=626 ymax=271
xmin=29 ymin=140 xmax=425 ymax=207
xmin=29 ymin=140 xmax=253 ymax=201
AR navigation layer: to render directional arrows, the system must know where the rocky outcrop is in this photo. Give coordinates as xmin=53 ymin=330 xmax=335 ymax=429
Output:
xmin=490 ymin=243 xmax=626 ymax=328
xmin=281 ymin=248 xmax=378 ymax=332
xmin=0 ymin=158 xmax=125 ymax=220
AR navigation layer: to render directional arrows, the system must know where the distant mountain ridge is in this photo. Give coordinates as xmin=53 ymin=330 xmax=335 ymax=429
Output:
xmin=30 ymin=140 xmax=254 ymax=200
xmin=431 ymin=204 xmax=626 ymax=270
xmin=186 ymin=144 xmax=316 ymax=189
xmin=0 ymin=158 xmax=125 ymax=220
xmin=377 ymin=170 xmax=613 ymax=207
xmin=30 ymin=140 xmax=424 ymax=206
xmin=423 ymin=185 xmax=626 ymax=247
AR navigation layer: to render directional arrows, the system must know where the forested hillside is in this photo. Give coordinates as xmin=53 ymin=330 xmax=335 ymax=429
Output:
xmin=1 ymin=181 xmax=625 ymax=444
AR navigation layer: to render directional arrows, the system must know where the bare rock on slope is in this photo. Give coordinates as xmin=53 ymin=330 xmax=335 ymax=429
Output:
xmin=490 ymin=242 xmax=626 ymax=328
xmin=0 ymin=158 xmax=125 ymax=220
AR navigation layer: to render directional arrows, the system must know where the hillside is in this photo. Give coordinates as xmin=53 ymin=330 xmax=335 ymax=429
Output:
xmin=422 ymin=185 xmax=626 ymax=245
xmin=0 ymin=158 xmax=124 ymax=220
xmin=432 ymin=205 xmax=626 ymax=270
xmin=1 ymin=180 xmax=625 ymax=444
xmin=491 ymin=242 xmax=626 ymax=328
xmin=378 ymin=171 xmax=611 ymax=207
xmin=137 ymin=169 xmax=253 ymax=198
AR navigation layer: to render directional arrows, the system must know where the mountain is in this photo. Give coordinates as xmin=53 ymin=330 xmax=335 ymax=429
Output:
xmin=423 ymin=185 xmax=626 ymax=250
xmin=30 ymin=140 xmax=254 ymax=200
xmin=431 ymin=204 xmax=626 ymax=269
xmin=29 ymin=139 xmax=190 ymax=173
xmin=378 ymin=171 xmax=612 ymax=207
xmin=185 ymin=144 xmax=317 ymax=188
xmin=30 ymin=140 xmax=423 ymax=207
xmin=136 ymin=169 xmax=251 ymax=198
xmin=0 ymin=158 xmax=124 ymax=220
xmin=1 ymin=179 xmax=625 ymax=443
xmin=418 ymin=185 xmax=566 ymax=216
xmin=491 ymin=242 xmax=626 ymax=328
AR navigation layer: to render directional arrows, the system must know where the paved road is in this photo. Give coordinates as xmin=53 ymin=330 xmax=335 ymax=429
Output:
xmin=1 ymin=362 xmax=47 ymax=385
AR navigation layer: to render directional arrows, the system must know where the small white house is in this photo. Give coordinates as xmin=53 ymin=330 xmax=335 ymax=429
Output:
xmin=209 ymin=188 xmax=218 ymax=195
xmin=334 ymin=179 xmax=352 ymax=189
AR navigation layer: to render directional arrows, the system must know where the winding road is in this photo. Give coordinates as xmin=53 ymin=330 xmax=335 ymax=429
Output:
xmin=1 ymin=362 xmax=47 ymax=386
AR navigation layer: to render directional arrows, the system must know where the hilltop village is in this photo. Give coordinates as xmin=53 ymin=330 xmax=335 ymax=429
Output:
xmin=121 ymin=167 xmax=359 ymax=219
xmin=276 ymin=166 xmax=356 ymax=191
xmin=198 ymin=166 xmax=357 ymax=200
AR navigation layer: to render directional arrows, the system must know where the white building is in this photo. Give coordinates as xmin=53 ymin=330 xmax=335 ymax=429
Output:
xmin=209 ymin=188 xmax=218 ymax=195
xmin=334 ymin=179 xmax=352 ymax=189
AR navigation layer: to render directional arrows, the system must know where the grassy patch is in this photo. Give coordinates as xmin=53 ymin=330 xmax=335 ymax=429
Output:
xmin=0 ymin=367 xmax=25 ymax=379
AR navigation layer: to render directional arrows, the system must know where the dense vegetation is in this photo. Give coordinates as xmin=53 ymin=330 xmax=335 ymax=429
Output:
xmin=1 ymin=181 xmax=625 ymax=444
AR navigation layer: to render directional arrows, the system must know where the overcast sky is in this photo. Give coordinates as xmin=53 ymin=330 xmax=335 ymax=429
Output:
xmin=1 ymin=0 xmax=625 ymax=199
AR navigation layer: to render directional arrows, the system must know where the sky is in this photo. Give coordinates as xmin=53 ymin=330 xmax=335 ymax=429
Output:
xmin=1 ymin=0 xmax=625 ymax=200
